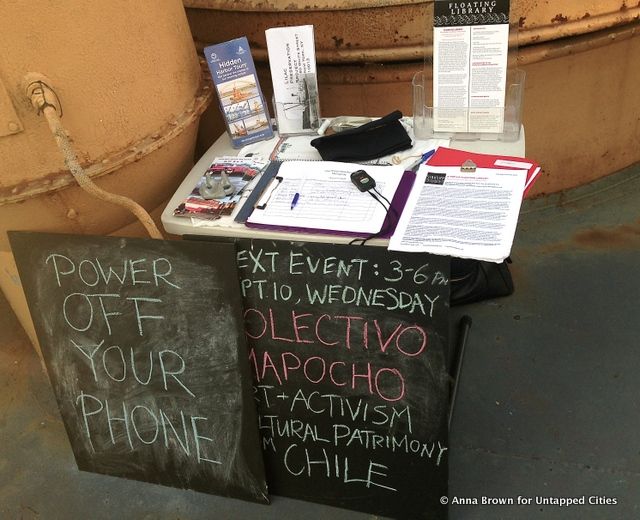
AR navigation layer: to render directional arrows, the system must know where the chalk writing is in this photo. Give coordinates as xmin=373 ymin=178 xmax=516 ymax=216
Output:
xmin=71 ymin=340 xmax=195 ymax=396
xmin=76 ymin=392 xmax=219 ymax=464
xmin=11 ymin=233 xmax=268 ymax=502
xmin=42 ymin=251 xmax=222 ymax=466
xmin=235 ymin=239 xmax=449 ymax=518
xmin=46 ymin=254 xmax=180 ymax=289
xmin=237 ymin=246 xmax=446 ymax=318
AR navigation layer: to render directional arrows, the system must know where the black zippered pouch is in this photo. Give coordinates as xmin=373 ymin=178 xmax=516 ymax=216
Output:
xmin=310 ymin=110 xmax=412 ymax=162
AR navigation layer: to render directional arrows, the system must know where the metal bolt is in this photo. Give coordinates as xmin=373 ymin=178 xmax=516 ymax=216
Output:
xmin=8 ymin=121 xmax=19 ymax=132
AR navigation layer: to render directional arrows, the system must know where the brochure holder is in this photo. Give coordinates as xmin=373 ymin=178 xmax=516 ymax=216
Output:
xmin=412 ymin=67 xmax=525 ymax=141
xmin=414 ymin=0 xmax=523 ymax=142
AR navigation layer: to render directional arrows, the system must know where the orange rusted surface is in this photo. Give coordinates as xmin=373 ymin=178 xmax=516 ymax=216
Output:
xmin=186 ymin=0 xmax=640 ymax=196
xmin=573 ymin=222 xmax=640 ymax=250
xmin=0 ymin=1 xmax=210 ymax=349
xmin=0 ymin=1 xmax=203 ymax=188
xmin=184 ymin=1 xmax=640 ymax=63
xmin=519 ymin=23 xmax=640 ymax=196
xmin=0 ymin=1 xmax=211 ymax=252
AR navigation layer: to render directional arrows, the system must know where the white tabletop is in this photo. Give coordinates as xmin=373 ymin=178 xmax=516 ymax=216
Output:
xmin=161 ymin=126 xmax=525 ymax=244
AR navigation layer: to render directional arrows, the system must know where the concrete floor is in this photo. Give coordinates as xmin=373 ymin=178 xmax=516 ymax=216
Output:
xmin=1 ymin=162 xmax=640 ymax=519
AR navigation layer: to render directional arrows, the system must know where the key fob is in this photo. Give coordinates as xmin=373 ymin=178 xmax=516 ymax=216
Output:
xmin=350 ymin=169 xmax=376 ymax=192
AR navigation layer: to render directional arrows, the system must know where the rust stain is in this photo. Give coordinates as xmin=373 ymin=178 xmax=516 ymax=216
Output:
xmin=582 ymin=12 xmax=591 ymax=19
xmin=573 ymin=222 xmax=640 ymax=249
xmin=332 ymin=36 xmax=344 ymax=48
xmin=522 ymin=221 xmax=640 ymax=257
xmin=551 ymin=13 xmax=569 ymax=23
xmin=519 ymin=16 xmax=527 ymax=28
xmin=526 ymin=241 xmax=573 ymax=257
xmin=0 ymin=168 xmax=79 ymax=200
xmin=621 ymin=1 xmax=628 ymax=11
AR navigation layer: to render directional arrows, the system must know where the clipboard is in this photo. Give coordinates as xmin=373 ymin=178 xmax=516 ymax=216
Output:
xmin=427 ymin=147 xmax=541 ymax=197
xmin=233 ymin=161 xmax=282 ymax=223
xmin=244 ymin=170 xmax=416 ymax=238
xmin=244 ymin=160 xmax=407 ymax=237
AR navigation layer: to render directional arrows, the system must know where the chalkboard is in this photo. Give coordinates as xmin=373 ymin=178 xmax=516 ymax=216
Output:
xmin=9 ymin=232 xmax=268 ymax=504
xmin=232 ymin=238 xmax=449 ymax=519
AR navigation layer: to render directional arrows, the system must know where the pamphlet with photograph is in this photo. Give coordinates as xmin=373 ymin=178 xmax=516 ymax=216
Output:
xmin=173 ymin=156 xmax=268 ymax=221
xmin=265 ymin=25 xmax=321 ymax=135
xmin=205 ymin=37 xmax=274 ymax=148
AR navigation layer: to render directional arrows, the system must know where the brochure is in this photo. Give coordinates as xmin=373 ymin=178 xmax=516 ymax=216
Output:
xmin=433 ymin=0 xmax=511 ymax=133
xmin=204 ymin=37 xmax=274 ymax=148
xmin=265 ymin=25 xmax=321 ymax=135
xmin=173 ymin=156 xmax=268 ymax=221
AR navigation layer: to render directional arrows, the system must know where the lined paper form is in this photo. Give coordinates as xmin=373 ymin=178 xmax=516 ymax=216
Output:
xmin=247 ymin=161 xmax=404 ymax=234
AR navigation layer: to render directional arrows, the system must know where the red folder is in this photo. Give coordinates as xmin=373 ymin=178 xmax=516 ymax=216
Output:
xmin=426 ymin=146 xmax=541 ymax=197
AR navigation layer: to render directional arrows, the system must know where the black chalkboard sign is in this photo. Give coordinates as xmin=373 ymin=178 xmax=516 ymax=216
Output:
xmin=9 ymin=232 xmax=268 ymax=504
xmin=232 ymin=238 xmax=449 ymax=519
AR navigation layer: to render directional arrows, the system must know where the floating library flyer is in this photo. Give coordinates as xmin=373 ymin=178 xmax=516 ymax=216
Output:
xmin=205 ymin=37 xmax=274 ymax=148
xmin=433 ymin=0 xmax=511 ymax=134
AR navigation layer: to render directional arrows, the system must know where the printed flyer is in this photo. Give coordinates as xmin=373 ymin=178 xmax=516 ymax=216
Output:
xmin=173 ymin=156 xmax=268 ymax=221
xmin=433 ymin=0 xmax=510 ymax=133
xmin=205 ymin=37 xmax=274 ymax=148
xmin=265 ymin=25 xmax=321 ymax=135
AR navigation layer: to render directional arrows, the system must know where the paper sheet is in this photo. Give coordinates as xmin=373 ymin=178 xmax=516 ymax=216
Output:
xmin=247 ymin=161 xmax=404 ymax=234
xmin=427 ymin=146 xmax=541 ymax=197
xmin=388 ymin=164 xmax=526 ymax=262
xmin=433 ymin=0 xmax=511 ymax=133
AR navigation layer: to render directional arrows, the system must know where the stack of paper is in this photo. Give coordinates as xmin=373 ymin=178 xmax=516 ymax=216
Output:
xmin=246 ymin=160 xmax=405 ymax=236
xmin=426 ymin=147 xmax=541 ymax=197
xmin=389 ymin=147 xmax=540 ymax=262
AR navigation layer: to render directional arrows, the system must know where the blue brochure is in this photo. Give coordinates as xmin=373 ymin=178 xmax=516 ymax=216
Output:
xmin=204 ymin=37 xmax=274 ymax=148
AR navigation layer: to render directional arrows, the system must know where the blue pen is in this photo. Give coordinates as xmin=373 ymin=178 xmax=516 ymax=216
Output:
xmin=409 ymin=148 xmax=437 ymax=171
xmin=421 ymin=149 xmax=436 ymax=163
xmin=290 ymin=192 xmax=300 ymax=210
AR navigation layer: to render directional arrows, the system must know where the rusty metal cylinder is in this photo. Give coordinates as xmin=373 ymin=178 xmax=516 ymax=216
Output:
xmin=185 ymin=0 xmax=640 ymax=196
xmin=0 ymin=1 xmax=211 ymax=348
xmin=0 ymin=1 xmax=211 ymax=250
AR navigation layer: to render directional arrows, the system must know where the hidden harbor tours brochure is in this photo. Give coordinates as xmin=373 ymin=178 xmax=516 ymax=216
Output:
xmin=205 ymin=37 xmax=274 ymax=148
xmin=433 ymin=0 xmax=510 ymax=133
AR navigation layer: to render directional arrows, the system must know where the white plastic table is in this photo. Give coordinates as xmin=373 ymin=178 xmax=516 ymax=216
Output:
xmin=161 ymin=127 xmax=525 ymax=244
